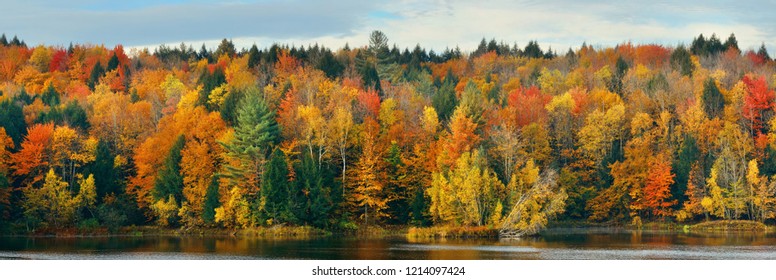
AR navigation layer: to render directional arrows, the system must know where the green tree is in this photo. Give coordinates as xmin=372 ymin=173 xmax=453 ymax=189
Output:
xmin=198 ymin=67 xmax=226 ymax=109
xmin=523 ymin=41 xmax=544 ymax=58
xmin=89 ymin=140 xmax=119 ymax=200
xmin=724 ymin=33 xmax=739 ymax=51
xmin=670 ymin=45 xmax=694 ymax=77
xmin=41 ymin=84 xmax=60 ymax=106
xmin=291 ymin=153 xmax=334 ymax=227
xmin=88 ymin=62 xmax=105 ymax=90
xmin=106 ymin=53 xmax=120 ymax=72
xmin=221 ymin=88 xmax=280 ymax=194
xmin=672 ymin=135 xmax=700 ymax=206
xmin=757 ymin=43 xmax=771 ymax=61
xmin=432 ymin=72 xmax=457 ymax=123
xmin=0 ymin=100 xmax=26 ymax=147
xmin=202 ymin=175 xmax=220 ymax=225
xmin=214 ymin=38 xmax=236 ymax=58
xmin=702 ymin=78 xmax=724 ymax=119
xmin=247 ymin=44 xmax=261 ymax=69
xmin=261 ymin=148 xmax=290 ymax=224
xmin=153 ymin=135 xmax=185 ymax=203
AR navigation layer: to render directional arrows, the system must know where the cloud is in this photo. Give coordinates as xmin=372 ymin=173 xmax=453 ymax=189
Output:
xmin=360 ymin=0 xmax=776 ymax=53
xmin=1 ymin=0 xmax=375 ymax=47
xmin=3 ymin=0 xmax=774 ymax=54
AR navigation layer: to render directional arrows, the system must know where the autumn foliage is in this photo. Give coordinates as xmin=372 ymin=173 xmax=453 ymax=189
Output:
xmin=1 ymin=32 xmax=776 ymax=233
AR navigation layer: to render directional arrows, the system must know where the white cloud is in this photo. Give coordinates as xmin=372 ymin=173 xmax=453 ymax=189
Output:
xmin=4 ymin=0 xmax=776 ymax=54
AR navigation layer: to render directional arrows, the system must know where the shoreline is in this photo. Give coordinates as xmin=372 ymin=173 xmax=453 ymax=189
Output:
xmin=2 ymin=220 xmax=771 ymax=238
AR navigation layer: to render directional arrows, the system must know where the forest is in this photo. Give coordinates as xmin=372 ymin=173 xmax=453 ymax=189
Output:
xmin=0 ymin=31 xmax=775 ymax=233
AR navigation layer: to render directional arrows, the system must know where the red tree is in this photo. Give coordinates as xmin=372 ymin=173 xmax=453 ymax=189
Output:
xmin=742 ymin=75 xmax=775 ymax=135
xmin=642 ymin=155 xmax=677 ymax=217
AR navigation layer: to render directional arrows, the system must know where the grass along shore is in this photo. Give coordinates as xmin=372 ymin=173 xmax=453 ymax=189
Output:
xmin=4 ymin=220 xmax=772 ymax=238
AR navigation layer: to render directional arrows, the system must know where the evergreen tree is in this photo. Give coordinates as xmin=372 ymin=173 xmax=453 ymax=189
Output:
xmin=87 ymin=62 xmax=105 ymax=90
xmin=762 ymin=144 xmax=776 ymax=177
xmin=197 ymin=67 xmax=226 ymax=109
xmin=524 ymin=40 xmax=544 ymax=58
xmin=690 ymin=33 xmax=707 ymax=55
xmin=13 ymin=87 xmax=33 ymax=105
xmin=672 ymin=135 xmax=700 ymax=205
xmin=214 ymin=38 xmax=236 ymax=58
xmin=0 ymin=100 xmax=26 ymax=147
xmin=153 ymin=135 xmax=185 ymax=203
xmin=384 ymin=142 xmax=410 ymax=224
xmin=247 ymin=44 xmax=261 ymax=69
xmin=0 ymin=34 xmax=7 ymax=46
xmin=202 ymin=176 xmax=220 ymax=224
xmin=432 ymin=70 xmax=458 ymax=123
xmin=410 ymin=184 xmax=429 ymax=226
xmin=316 ymin=49 xmax=345 ymax=79
xmin=90 ymin=140 xmax=119 ymax=200
xmin=198 ymin=44 xmax=211 ymax=62
xmin=221 ymin=88 xmax=280 ymax=192
xmin=219 ymin=88 xmax=243 ymax=126
xmin=106 ymin=53 xmax=120 ymax=72
xmin=702 ymin=78 xmax=724 ymax=119
xmin=9 ymin=35 xmax=22 ymax=47
xmin=670 ymin=45 xmax=694 ymax=77
xmin=757 ymin=43 xmax=771 ymax=61
xmin=723 ymin=33 xmax=739 ymax=52
xmin=707 ymin=33 xmax=724 ymax=55
xmin=291 ymin=154 xmax=334 ymax=227
xmin=262 ymin=148 xmax=290 ymax=224
xmin=41 ymin=84 xmax=60 ymax=106
xmin=610 ymin=56 xmax=629 ymax=94
xmin=62 ymin=101 xmax=90 ymax=131
xmin=473 ymin=38 xmax=488 ymax=57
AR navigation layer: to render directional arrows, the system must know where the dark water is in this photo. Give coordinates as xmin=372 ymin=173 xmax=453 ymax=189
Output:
xmin=2 ymin=228 xmax=776 ymax=259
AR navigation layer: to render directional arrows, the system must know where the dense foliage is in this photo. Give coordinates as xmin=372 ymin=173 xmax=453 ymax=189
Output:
xmin=1 ymin=31 xmax=775 ymax=233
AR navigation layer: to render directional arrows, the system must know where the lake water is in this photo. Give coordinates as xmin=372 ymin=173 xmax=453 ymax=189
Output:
xmin=2 ymin=228 xmax=776 ymax=260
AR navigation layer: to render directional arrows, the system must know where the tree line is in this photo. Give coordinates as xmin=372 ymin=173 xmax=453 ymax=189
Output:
xmin=0 ymin=31 xmax=775 ymax=232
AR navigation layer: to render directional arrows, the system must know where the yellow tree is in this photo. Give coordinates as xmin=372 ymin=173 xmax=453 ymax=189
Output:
xmin=747 ymin=160 xmax=776 ymax=222
xmin=702 ymin=166 xmax=726 ymax=219
xmin=350 ymin=117 xmax=389 ymax=225
xmin=546 ymin=91 xmax=576 ymax=159
xmin=577 ymin=104 xmax=625 ymax=165
xmin=179 ymin=110 xmax=227 ymax=222
xmin=428 ymin=150 xmax=504 ymax=226
xmin=437 ymin=107 xmax=480 ymax=168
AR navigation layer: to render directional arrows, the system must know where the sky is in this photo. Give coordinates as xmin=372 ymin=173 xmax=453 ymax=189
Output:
xmin=1 ymin=0 xmax=774 ymax=54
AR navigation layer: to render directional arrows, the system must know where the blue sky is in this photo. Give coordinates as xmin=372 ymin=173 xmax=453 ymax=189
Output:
xmin=1 ymin=0 xmax=773 ymax=54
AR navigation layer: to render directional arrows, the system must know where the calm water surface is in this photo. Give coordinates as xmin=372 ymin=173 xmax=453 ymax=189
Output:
xmin=2 ymin=228 xmax=776 ymax=259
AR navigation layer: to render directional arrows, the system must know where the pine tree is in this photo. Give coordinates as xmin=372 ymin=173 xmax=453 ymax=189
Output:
xmin=432 ymin=71 xmax=458 ymax=123
xmin=153 ymin=135 xmax=185 ymax=203
xmin=214 ymin=38 xmax=236 ymax=58
xmin=670 ymin=45 xmax=694 ymax=77
xmin=247 ymin=44 xmax=261 ymax=69
xmin=757 ymin=43 xmax=771 ymax=61
xmin=702 ymin=78 xmax=724 ymax=119
xmin=106 ymin=53 xmax=120 ymax=72
xmin=262 ymin=148 xmax=290 ymax=224
xmin=88 ymin=62 xmax=105 ymax=90
xmin=202 ymin=176 xmax=220 ymax=224
xmin=221 ymin=88 xmax=280 ymax=194
xmin=91 ymin=140 xmax=119 ymax=200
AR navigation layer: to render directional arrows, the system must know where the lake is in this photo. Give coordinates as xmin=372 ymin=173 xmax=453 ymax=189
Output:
xmin=2 ymin=228 xmax=776 ymax=259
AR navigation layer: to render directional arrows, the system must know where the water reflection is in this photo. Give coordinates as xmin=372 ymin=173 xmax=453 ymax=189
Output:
xmin=2 ymin=229 xmax=776 ymax=259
